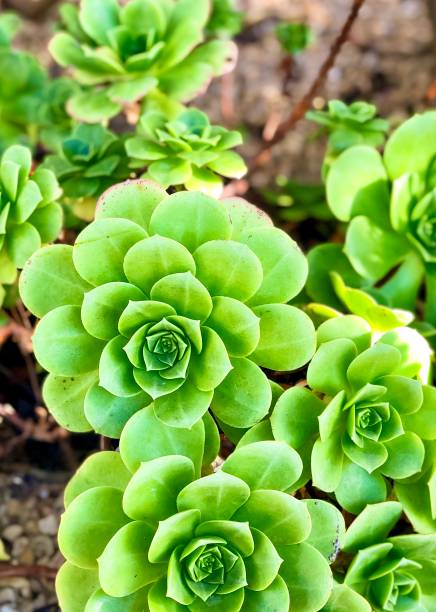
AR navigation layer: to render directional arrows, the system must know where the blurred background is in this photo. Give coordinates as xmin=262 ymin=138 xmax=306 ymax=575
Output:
xmin=0 ymin=0 xmax=435 ymax=609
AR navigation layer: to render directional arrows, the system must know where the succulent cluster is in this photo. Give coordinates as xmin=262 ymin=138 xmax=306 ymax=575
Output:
xmin=56 ymin=418 xmax=338 ymax=611
xmin=311 ymin=111 xmax=436 ymax=324
xmin=126 ymin=108 xmax=246 ymax=195
xmin=50 ymin=0 xmax=237 ymax=122
xmin=0 ymin=145 xmax=62 ymax=305
xmin=20 ymin=180 xmax=315 ymax=436
xmin=2 ymin=4 xmax=436 ymax=610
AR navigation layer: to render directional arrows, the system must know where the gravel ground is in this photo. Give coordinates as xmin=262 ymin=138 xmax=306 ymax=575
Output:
xmin=1 ymin=0 xmax=435 ymax=609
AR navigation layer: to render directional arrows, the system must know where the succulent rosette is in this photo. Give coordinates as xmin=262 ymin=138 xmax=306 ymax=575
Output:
xmin=42 ymin=124 xmax=131 ymax=221
xmin=126 ymin=107 xmax=246 ymax=196
xmin=49 ymin=0 xmax=237 ymax=123
xmin=306 ymin=100 xmax=389 ymax=177
xmin=339 ymin=502 xmax=436 ymax=611
xmin=251 ymin=315 xmax=436 ymax=514
xmin=0 ymin=145 xmax=62 ymax=305
xmin=56 ymin=430 xmax=336 ymax=611
xmin=322 ymin=111 xmax=436 ymax=323
xmin=19 ymin=179 xmax=315 ymax=436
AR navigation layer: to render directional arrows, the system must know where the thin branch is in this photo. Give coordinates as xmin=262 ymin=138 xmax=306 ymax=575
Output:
xmin=252 ymin=0 xmax=366 ymax=167
xmin=0 ymin=563 xmax=57 ymax=580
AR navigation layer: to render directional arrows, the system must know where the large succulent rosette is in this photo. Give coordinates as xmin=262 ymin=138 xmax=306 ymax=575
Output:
xmin=320 ymin=111 xmax=436 ymax=323
xmin=19 ymin=180 xmax=315 ymax=436
xmin=0 ymin=145 xmax=62 ymax=305
xmin=56 ymin=417 xmax=336 ymax=611
xmin=49 ymin=0 xmax=236 ymax=123
xmin=245 ymin=315 xmax=436 ymax=515
xmin=340 ymin=502 xmax=436 ymax=611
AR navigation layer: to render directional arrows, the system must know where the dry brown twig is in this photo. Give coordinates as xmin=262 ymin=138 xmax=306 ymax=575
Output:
xmin=0 ymin=563 xmax=57 ymax=580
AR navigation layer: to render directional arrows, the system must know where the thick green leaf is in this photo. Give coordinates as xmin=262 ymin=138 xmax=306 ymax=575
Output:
xmin=195 ymin=520 xmax=254 ymax=557
xmin=239 ymin=227 xmax=308 ymax=306
xmin=308 ymin=339 xmax=356 ymax=396
xmin=34 ymin=305 xmax=105 ymax=375
xmin=243 ymin=527 xmax=282 ymax=592
xmin=73 ymin=218 xmax=147 ymax=286
xmin=96 ymin=179 xmax=167 ymax=231
xmin=149 ymin=191 xmax=231 ymax=252
xmin=150 ymin=272 xmax=212 ymax=321
xmin=402 ymin=385 xmax=436 ymax=439
xmin=43 ymin=371 xmax=97 ymax=432
xmin=335 ymin=462 xmax=387 ymax=514
xmin=205 ymin=296 xmax=260 ymax=358
xmin=119 ymin=404 xmax=204 ymax=476
xmin=85 ymin=587 xmax=150 ymax=612
xmin=271 ymin=386 xmax=326 ymax=450
xmin=326 ymin=146 xmax=389 ymax=222
xmin=99 ymin=521 xmax=165 ymax=597
xmin=6 ymin=222 xmax=41 ymax=268
xmin=56 ymin=563 xmax=99 ymax=612
xmin=148 ymin=509 xmax=201 ymax=563
xmin=79 ymin=0 xmax=119 ymax=45
xmin=99 ymin=335 xmax=140 ymax=397
xmin=189 ymin=327 xmax=232 ymax=391
xmin=322 ymin=583 xmax=371 ymax=612
xmin=222 ymin=441 xmax=302 ymax=491
xmin=64 ymin=451 xmax=131 ymax=508
xmin=177 ymin=471 xmax=250 ymax=522
xmin=153 ymin=379 xmax=212 ymax=429
xmin=311 ymin=435 xmax=344 ymax=493
xmin=193 ymin=240 xmax=263 ymax=302
xmin=222 ymin=197 xmax=272 ymax=241
xmin=84 ymin=384 xmax=149 ymax=438
xmin=28 ymin=201 xmax=63 ymax=243
xmin=346 ymin=343 xmax=401 ymax=389
xmin=303 ymin=499 xmax=345 ymax=562
xmin=381 ymin=432 xmax=425 ymax=479
xmin=147 ymin=577 xmax=186 ymax=611
xmin=124 ymin=235 xmax=196 ymax=295
xmin=233 ymin=491 xmax=311 ymax=546
xmin=211 ymin=357 xmax=271 ymax=428
xmin=81 ymin=282 xmax=145 ymax=340
xmin=344 ymin=216 xmax=410 ymax=282
xmin=58 ymin=486 xmax=129 ymax=569
xmin=123 ymin=455 xmax=195 ymax=522
xmin=384 ymin=111 xmax=436 ymax=179
xmin=316 ymin=315 xmax=371 ymax=354
xmin=342 ymin=501 xmax=402 ymax=553
xmin=278 ymin=543 xmax=332 ymax=611
xmin=241 ymin=575 xmax=289 ymax=610
xmin=251 ymin=304 xmax=316 ymax=371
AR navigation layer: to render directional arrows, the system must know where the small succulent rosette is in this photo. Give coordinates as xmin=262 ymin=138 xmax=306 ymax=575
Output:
xmin=306 ymin=100 xmax=389 ymax=177
xmin=248 ymin=315 xmax=436 ymax=515
xmin=338 ymin=502 xmax=436 ymax=611
xmin=19 ymin=180 xmax=315 ymax=436
xmin=126 ymin=107 xmax=246 ymax=196
xmin=323 ymin=111 xmax=436 ymax=323
xmin=42 ymin=124 xmax=131 ymax=221
xmin=49 ymin=0 xmax=237 ymax=123
xmin=56 ymin=426 xmax=339 ymax=611
xmin=0 ymin=145 xmax=62 ymax=305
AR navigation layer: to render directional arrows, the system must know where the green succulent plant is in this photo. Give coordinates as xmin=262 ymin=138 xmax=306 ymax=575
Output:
xmin=320 ymin=111 xmax=436 ymax=324
xmin=339 ymin=501 xmax=436 ymax=611
xmin=126 ymin=107 xmax=246 ymax=196
xmin=276 ymin=22 xmax=314 ymax=56
xmin=56 ymin=428 xmax=337 ymax=611
xmin=244 ymin=315 xmax=436 ymax=514
xmin=19 ymin=180 xmax=315 ymax=436
xmin=0 ymin=12 xmax=21 ymax=48
xmin=206 ymin=0 xmax=244 ymax=38
xmin=306 ymin=100 xmax=389 ymax=177
xmin=42 ymin=124 xmax=132 ymax=221
xmin=49 ymin=0 xmax=237 ymax=123
xmin=0 ymin=43 xmax=47 ymax=153
xmin=0 ymin=145 xmax=63 ymax=305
